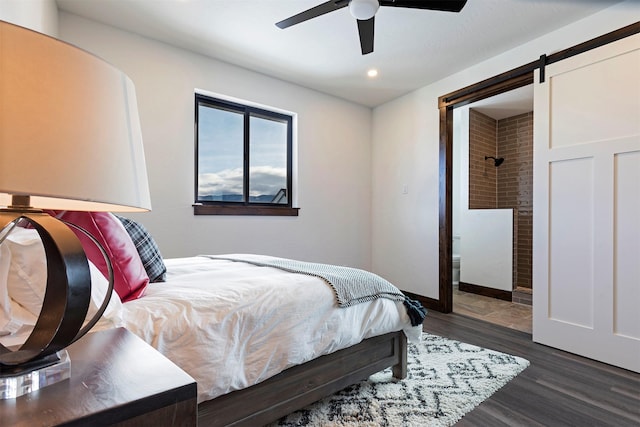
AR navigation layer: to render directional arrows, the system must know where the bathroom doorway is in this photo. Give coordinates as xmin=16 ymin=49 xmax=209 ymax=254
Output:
xmin=451 ymin=86 xmax=534 ymax=333
xmin=437 ymin=63 xmax=534 ymax=315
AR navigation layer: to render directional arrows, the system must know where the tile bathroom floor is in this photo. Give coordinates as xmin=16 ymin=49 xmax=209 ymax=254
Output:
xmin=452 ymin=287 xmax=532 ymax=334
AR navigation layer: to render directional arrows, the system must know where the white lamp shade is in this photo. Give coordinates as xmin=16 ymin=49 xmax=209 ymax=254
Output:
xmin=0 ymin=20 xmax=151 ymax=212
xmin=349 ymin=0 xmax=380 ymax=20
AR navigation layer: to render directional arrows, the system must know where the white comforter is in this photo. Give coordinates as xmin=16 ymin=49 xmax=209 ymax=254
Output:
xmin=121 ymin=255 xmax=421 ymax=403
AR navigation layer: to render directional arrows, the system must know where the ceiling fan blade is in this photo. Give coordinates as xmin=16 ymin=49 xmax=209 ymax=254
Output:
xmin=357 ymin=17 xmax=375 ymax=55
xmin=379 ymin=0 xmax=468 ymax=12
xmin=276 ymin=0 xmax=349 ymax=29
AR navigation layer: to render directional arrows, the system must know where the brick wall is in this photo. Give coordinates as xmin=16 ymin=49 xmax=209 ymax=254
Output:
xmin=497 ymin=112 xmax=533 ymax=289
xmin=469 ymin=110 xmax=497 ymax=209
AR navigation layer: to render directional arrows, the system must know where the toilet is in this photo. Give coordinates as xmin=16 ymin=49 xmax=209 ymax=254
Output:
xmin=452 ymin=254 xmax=461 ymax=285
xmin=452 ymin=235 xmax=461 ymax=285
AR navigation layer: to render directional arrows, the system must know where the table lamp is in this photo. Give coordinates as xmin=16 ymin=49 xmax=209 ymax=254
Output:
xmin=0 ymin=20 xmax=151 ymax=397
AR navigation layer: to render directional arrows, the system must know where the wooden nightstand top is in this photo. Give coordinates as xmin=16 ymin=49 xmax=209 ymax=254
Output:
xmin=1 ymin=327 xmax=197 ymax=427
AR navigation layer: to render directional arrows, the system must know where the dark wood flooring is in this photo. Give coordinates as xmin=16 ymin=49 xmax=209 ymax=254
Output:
xmin=423 ymin=310 xmax=640 ymax=427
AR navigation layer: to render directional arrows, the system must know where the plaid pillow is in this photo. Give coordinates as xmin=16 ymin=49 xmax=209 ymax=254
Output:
xmin=114 ymin=215 xmax=167 ymax=283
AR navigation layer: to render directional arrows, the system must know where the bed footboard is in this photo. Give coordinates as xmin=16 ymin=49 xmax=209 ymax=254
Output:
xmin=198 ymin=330 xmax=408 ymax=427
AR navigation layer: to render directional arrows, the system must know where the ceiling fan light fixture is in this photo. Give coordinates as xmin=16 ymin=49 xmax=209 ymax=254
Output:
xmin=276 ymin=0 xmax=467 ymax=55
xmin=349 ymin=0 xmax=380 ymax=20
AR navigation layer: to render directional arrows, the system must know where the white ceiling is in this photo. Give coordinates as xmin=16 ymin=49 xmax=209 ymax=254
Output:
xmin=470 ymin=85 xmax=534 ymax=120
xmin=55 ymin=0 xmax=622 ymax=107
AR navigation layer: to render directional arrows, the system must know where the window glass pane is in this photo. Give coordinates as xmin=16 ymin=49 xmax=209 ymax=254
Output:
xmin=249 ymin=115 xmax=288 ymax=204
xmin=197 ymin=105 xmax=245 ymax=202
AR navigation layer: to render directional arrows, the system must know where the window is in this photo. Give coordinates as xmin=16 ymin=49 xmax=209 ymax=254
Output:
xmin=194 ymin=94 xmax=297 ymax=216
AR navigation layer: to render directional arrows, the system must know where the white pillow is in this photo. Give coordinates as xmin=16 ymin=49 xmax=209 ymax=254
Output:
xmin=3 ymin=226 xmax=124 ymax=332
xmin=0 ymin=242 xmax=21 ymax=336
xmin=4 ymin=226 xmax=47 ymax=317
xmin=86 ymin=259 xmax=125 ymax=331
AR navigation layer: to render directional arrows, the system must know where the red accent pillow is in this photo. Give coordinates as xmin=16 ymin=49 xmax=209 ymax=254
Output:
xmin=48 ymin=211 xmax=149 ymax=302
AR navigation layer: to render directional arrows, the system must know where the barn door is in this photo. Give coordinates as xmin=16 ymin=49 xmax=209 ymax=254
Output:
xmin=532 ymin=33 xmax=640 ymax=372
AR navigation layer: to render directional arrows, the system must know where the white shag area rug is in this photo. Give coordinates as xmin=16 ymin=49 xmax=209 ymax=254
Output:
xmin=271 ymin=333 xmax=529 ymax=426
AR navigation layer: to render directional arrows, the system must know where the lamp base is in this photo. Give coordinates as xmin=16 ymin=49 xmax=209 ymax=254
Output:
xmin=0 ymin=350 xmax=70 ymax=399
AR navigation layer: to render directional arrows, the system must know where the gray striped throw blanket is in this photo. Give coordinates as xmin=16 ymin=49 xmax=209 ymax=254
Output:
xmin=205 ymin=255 xmax=426 ymax=326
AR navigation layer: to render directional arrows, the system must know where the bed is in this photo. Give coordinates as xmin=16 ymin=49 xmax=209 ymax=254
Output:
xmin=124 ymin=255 xmax=422 ymax=426
xmin=0 ymin=214 xmax=424 ymax=426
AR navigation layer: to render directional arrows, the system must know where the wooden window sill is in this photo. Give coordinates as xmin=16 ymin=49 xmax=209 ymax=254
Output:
xmin=193 ymin=205 xmax=299 ymax=216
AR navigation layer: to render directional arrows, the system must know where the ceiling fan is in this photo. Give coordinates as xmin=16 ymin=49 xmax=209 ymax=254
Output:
xmin=276 ymin=0 xmax=468 ymax=55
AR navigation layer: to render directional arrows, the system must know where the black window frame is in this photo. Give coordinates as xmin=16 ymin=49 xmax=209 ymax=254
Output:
xmin=194 ymin=93 xmax=298 ymax=216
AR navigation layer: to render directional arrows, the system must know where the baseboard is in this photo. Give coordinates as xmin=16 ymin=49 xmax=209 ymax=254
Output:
xmin=402 ymin=291 xmax=443 ymax=312
xmin=458 ymin=282 xmax=512 ymax=302
xmin=512 ymin=287 xmax=532 ymax=305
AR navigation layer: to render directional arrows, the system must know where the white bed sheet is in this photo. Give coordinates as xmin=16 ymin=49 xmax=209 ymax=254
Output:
xmin=121 ymin=255 xmax=421 ymax=403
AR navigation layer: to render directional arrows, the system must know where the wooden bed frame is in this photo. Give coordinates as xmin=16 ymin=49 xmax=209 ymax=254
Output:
xmin=197 ymin=330 xmax=408 ymax=426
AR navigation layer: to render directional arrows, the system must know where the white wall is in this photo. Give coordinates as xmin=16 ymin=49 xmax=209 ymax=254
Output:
xmin=0 ymin=0 xmax=57 ymax=36
xmin=371 ymin=1 xmax=640 ymax=297
xmin=57 ymin=13 xmax=373 ymax=268
xmin=452 ymin=107 xmax=463 ymax=241
xmin=461 ymin=209 xmax=513 ymax=291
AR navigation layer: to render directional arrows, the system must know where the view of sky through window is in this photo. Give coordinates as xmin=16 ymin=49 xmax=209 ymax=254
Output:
xmin=197 ymin=105 xmax=287 ymax=203
xmin=249 ymin=115 xmax=287 ymax=202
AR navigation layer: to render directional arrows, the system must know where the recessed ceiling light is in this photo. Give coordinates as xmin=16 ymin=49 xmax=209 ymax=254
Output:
xmin=367 ymin=69 xmax=378 ymax=78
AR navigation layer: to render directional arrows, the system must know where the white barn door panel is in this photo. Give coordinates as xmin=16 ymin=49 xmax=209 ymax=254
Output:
xmin=533 ymin=33 xmax=640 ymax=372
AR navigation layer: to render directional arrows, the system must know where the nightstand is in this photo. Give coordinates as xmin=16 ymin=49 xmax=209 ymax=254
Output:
xmin=1 ymin=327 xmax=197 ymax=426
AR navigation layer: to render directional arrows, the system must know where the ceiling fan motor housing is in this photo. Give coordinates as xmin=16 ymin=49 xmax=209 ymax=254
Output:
xmin=349 ymin=0 xmax=380 ymax=20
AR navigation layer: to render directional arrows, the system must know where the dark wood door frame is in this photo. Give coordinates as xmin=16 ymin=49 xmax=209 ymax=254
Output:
xmin=434 ymin=72 xmax=533 ymax=313
xmin=429 ymin=23 xmax=640 ymax=313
